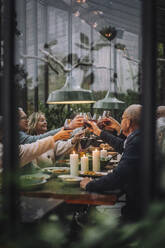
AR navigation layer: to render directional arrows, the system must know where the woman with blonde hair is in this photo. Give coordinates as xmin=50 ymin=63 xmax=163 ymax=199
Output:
xmin=28 ymin=112 xmax=83 ymax=167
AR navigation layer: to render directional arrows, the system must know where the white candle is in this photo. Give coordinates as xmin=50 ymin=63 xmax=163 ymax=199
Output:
xmin=100 ymin=149 xmax=107 ymax=159
xmin=70 ymin=152 xmax=79 ymax=176
xmin=81 ymin=155 xmax=89 ymax=172
xmin=117 ymin=154 xmax=122 ymax=161
xmin=92 ymin=149 xmax=100 ymax=172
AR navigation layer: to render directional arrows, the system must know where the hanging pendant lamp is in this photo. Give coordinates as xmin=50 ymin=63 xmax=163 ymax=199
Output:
xmin=93 ymin=90 xmax=124 ymax=109
xmin=47 ymin=73 xmax=95 ymax=104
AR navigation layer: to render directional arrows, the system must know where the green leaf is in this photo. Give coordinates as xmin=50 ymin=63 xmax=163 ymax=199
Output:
xmin=80 ymin=32 xmax=89 ymax=46
xmin=75 ymin=42 xmax=90 ymax=50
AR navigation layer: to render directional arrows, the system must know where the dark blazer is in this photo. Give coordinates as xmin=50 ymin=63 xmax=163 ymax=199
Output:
xmin=86 ymin=129 xmax=141 ymax=221
xmin=100 ymin=130 xmax=125 ymax=154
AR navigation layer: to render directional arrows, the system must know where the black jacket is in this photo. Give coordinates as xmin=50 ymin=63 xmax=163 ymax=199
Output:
xmin=100 ymin=131 xmax=125 ymax=154
xmin=86 ymin=129 xmax=141 ymax=221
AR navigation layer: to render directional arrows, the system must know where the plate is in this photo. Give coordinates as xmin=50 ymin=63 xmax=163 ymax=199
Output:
xmin=20 ymin=173 xmax=50 ymax=181
xmin=58 ymin=175 xmax=83 ymax=185
xmin=79 ymin=171 xmax=108 ymax=178
xmin=42 ymin=167 xmax=70 ymax=175
xmin=55 ymin=159 xmax=70 ymax=166
xmin=20 ymin=175 xmax=47 ymax=190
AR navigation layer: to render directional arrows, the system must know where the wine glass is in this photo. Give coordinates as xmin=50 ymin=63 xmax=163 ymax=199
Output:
xmin=92 ymin=113 xmax=97 ymax=123
xmin=86 ymin=112 xmax=92 ymax=120
xmin=64 ymin=119 xmax=71 ymax=130
xmin=102 ymin=110 xmax=111 ymax=118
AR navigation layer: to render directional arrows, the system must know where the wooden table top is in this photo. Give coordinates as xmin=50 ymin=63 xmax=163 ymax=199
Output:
xmin=22 ymin=177 xmax=117 ymax=206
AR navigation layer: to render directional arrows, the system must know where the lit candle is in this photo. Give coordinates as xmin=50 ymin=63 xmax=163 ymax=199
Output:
xmin=81 ymin=154 xmax=89 ymax=172
xmin=92 ymin=149 xmax=100 ymax=172
xmin=70 ymin=152 xmax=79 ymax=176
xmin=100 ymin=149 xmax=107 ymax=159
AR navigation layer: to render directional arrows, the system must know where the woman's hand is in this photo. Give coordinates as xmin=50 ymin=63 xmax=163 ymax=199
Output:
xmin=53 ymin=128 xmax=72 ymax=142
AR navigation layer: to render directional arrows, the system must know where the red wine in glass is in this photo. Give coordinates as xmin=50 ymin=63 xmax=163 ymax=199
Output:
xmin=103 ymin=120 xmax=111 ymax=125
xmin=83 ymin=120 xmax=92 ymax=128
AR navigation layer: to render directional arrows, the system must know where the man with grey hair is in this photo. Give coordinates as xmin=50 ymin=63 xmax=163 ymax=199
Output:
xmin=157 ymin=106 xmax=165 ymax=119
xmin=80 ymin=104 xmax=142 ymax=222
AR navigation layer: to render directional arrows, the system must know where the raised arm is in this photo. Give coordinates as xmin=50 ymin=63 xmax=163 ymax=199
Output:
xmin=19 ymin=129 xmax=72 ymax=166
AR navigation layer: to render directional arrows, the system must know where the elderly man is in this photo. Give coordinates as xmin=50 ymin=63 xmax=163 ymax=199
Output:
xmin=157 ymin=106 xmax=165 ymax=119
xmin=18 ymin=107 xmax=84 ymax=144
xmin=80 ymin=104 xmax=142 ymax=222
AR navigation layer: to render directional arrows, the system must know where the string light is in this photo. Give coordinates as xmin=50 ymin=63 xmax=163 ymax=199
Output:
xmin=93 ymin=10 xmax=98 ymax=15
xmin=76 ymin=0 xmax=86 ymax=3
xmin=74 ymin=10 xmax=80 ymax=17
xmin=98 ymin=10 xmax=103 ymax=15
xmin=93 ymin=22 xmax=98 ymax=28
xmin=93 ymin=10 xmax=103 ymax=15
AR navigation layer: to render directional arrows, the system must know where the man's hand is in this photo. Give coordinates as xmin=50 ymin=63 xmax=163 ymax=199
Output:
xmin=87 ymin=121 xmax=101 ymax=136
xmin=80 ymin=177 xmax=92 ymax=190
xmin=97 ymin=117 xmax=121 ymax=135
xmin=68 ymin=116 xmax=84 ymax=129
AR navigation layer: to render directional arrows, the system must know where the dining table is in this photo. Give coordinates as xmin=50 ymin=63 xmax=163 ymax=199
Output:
xmin=21 ymin=175 xmax=118 ymax=206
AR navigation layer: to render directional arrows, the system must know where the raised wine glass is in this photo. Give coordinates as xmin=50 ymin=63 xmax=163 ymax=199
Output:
xmin=64 ymin=119 xmax=72 ymax=130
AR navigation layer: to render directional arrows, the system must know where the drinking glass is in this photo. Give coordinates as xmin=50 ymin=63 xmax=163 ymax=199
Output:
xmin=102 ymin=110 xmax=111 ymax=118
xmin=64 ymin=119 xmax=72 ymax=130
xmin=86 ymin=112 xmax=92 ymax=120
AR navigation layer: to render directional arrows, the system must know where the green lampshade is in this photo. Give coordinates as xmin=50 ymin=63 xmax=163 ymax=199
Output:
xmin=47 ymin=75 xmax=95 ymax=104
xmin=93 ymin=91 xmax=124 ymax=109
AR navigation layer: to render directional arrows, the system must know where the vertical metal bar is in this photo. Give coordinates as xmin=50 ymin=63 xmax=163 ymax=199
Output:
xmin=90 ymin=26 xmax=94 ymax=116
xmin=22 ymin=0 xmax=28 ymax=113
xmin=140 ymin=0 xmax=157 ymax=217
xmin=44 ymin=53 xmax=49 ymax=107
xmin=113 ymin=39 xmax=117 ymax=94
xmin=2 ymin=0 xmax=20 ymax=237
xmin=0 ymin=0 xmax=3 ymax=115
xmin=109 ymin=42 xmax=112 ymax=92
xmin=33 ymin=0 xmax=38 ymax=112
xmin=67 ymin=0 xmax=72 ymax=109
xmin=68 ymin=0 xmax=72 ymax=70
xmin=44 ymin=4 xmax=49 ymax=107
